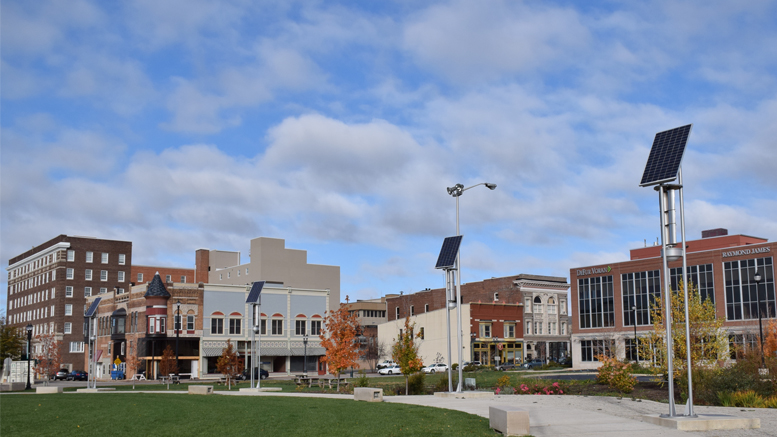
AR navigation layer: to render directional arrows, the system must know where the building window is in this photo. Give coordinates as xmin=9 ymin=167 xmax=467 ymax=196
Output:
xmin=180 ymin=276 xmax=186 ymax=282
xmin=85 ymin=269 xmax=92 ymax=281
xmin=229 ymin=318 xmax=241 ymax=335
xmin=64 ymin=322 xmax=72 ymax=334
xmin=670 ymin=264 xmax=715 ymax=303
xmin=578 ymin=275 xmax=615 ymax=329
xmin=86 ymin=251 xmax=93 ymax=263
xmin=67 ymin=250 xmax=75 ymax=262
xmin=69 ymin=342 xmax=84 ymax=353
xmin=504 ymin=323 xmax=515 ymax=338
xmin=166 ymin=275 xmax=172 ymax=282
xmin=137 ymin=273 xmax=144 ymax=282
xmin=100 ymin=287 xmax=107 ymax=294
xmin=100 ymin=270 xmax=108 ymax=281
xmin=479 ymin=323 xmax=491 ymax=338
xmin=533 ymin=296 xmax=543 ymax=313
xmin=724 ymin=258 xmax=774 ymax=321
xmin=101 ymin=253 xmax=108 ymax=263
xmin=65 ymin=286 xmax=73 ymax=298
xmin=118 ymin=254 xmax=126 ymax=265
xmin=560 ymin=300 xmax=567 ymax=315
xmin=187 ymin=315 xmax=195 ymax=331
xmin=295 ymin=320 xmax=306 ymax=336
xmin=561 ymin=322 xmax=566 ymax=335
xmin=410 ymin=305 xmax=415 ymax=316
xmin=84 ymin=287 xmax=92 ymax=297
xmin=310 ymin=320 xmax=322 ymax=336
xmin=622 ymin=270 xmax=661 ymax=327
xmin=117 ymin=288 xmax=125 ymax=294
xmin=548 ymin=297 xmax=556 ymax=314
xmin=118 ymin=271 xmax=125 ymax=282
xmin=66 ymin=268 xmax=74 ymax=280
xmin=271 ymin=319 xmax=283 ymax=336
xmin=580 ymin=339 xmax=615 ymax=362
xmin=65 ymin=304 xmax=73 ymax=316
xmin=424 ymin=304 xmax=429 ymax=312
xmin=395 ymin=307 xmax=399 ymax=319
xmin=211 ymin=318 xmax=224 ymax=335
xmin=526 ymin=321 xmax=531 ymax=334
xmin=494 ymin=292 xmax=499 ymax=301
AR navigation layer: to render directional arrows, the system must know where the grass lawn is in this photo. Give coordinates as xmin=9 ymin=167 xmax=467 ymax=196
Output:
xmin=0 ymin=393 xmax=500 ymax=436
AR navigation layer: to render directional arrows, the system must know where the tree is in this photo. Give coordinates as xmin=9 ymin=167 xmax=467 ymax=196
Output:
xmin=363 ymin=336 xmax=387 ymax=372
xmin=319 ymin=304 xmax=362 ymax=390
xmin=216 ymin=340 xmax=240 ymax=390
xmin=159 ymin=344 xmax=178 ymax=378
xmin=765 ymin=319 xmax=777 ymax=360
xmin=33 ymin=332 xmax=62 ymax=385
xmin=638 ymin=280 xmax=726 ymax=391
xmin=0 ymin=316 xmax=24 ymax=373
xmin=125 ymin=341 xmax=141 ymax=389
xmin=391 ymin=317 xmax=424 ymax=395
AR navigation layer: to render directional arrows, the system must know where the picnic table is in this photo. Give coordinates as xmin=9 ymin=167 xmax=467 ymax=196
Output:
xmin=130 ymin=373 xmax=146 ymax=381
xmin=159 ymin=375 xmax=180 ymax=384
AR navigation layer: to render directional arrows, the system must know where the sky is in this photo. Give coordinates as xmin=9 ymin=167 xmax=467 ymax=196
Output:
xmin=2 ymin=0 xmax=777 ymax=315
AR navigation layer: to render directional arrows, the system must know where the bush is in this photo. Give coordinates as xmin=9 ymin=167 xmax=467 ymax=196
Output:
xmin=731 ymin=390 xmax=766 ymax=408
xmin=451 ymin=363 xmax=458 ymax=371
xmin=354 ymin=370 xmax=370 ymax=388
xmin=596 ymin=356 xmax=637 ymax=394
xmin=408 ymin=372 xmax=426 ymax=395
xmin=515 ymin=380 xmax=565 ymax=395
xmin=463 ymin=364 xmax=479 ymax=372
xmin=433 ymin=374 xmax=458 ymax=392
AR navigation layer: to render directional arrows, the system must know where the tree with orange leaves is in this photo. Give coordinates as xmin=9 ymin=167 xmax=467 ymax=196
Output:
xmin=391 ymin=317 xmax=424 ymax=395
xmin=33 ymin=332 xmax=62 ymax=385
xmin=765 ymin=319 xmax=777 ymax=359
xmin=319 ymin=300 xmax=362 ymax=390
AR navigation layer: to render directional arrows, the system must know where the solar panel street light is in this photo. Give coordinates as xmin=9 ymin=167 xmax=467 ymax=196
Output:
xmin=435 ymin=236 xmax=463 ymax=393
xmin=246 ymin=281 xmax=265 ymax=389
xmin=85 ymin=297 xmax=101 ymax=390
xmin=640 ymin=125 xmax=694 ymax=418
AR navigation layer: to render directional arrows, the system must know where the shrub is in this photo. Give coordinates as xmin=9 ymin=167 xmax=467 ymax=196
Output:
xmin=354 ymin=370 xmax=370 ymax=388
xmin=463 ymin=364 xmax=479 ymax=372
xmin=731 ymin=390 xmax=765 ymax=408
xmin=765 ymin=396 xmax=777 ymax=409
xmin=596 ymin=355 xmax=637 ymax=394
xmin=451 ymin=363 xmax=458 ymax=371
xmin=433 ymin=374 xmax=458 ymax=392
xmin=496 ymin=375 xmax=512 ymax=389
xmin=408 ymin=372 xmax=426 ymax=395
xmin=716 ymin=391 xmax=734 ymax=407
xmin=515 ymin=380 xmax=566 ymax=395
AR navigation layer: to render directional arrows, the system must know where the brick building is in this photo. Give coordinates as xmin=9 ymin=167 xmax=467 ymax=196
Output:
xmin=132 ymin=265 xmax=195 ymax=286
xmin=344 ymin=296 xmax=392 ymax=370
xmin=386 ymin=274 xmax=570 ymax=362
xmin=569 ymin=230 xmax=776 ymax=370
xmin=6 ymin=235 xmax=132 ymax=371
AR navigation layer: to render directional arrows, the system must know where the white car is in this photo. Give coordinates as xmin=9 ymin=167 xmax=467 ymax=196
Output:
xmin=378 ymin=364 xmax=401 ymax=375
xmin=376 ymin=360 xmax=396 ymax=369
xmin=423 ymin=363 xmax=448 ymax=374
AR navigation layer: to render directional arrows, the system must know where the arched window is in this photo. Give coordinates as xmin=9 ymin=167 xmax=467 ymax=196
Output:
xmin=548 ymin=297 xmax=557 ymax=314
xmin=533 ymin=296 xmax=543 ymax=313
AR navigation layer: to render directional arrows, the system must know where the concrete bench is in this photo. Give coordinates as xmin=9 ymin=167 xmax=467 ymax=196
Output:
xmin=489 ymin=406 xmax=530 ymax=436
xmin=188 ymin=385 xmax=213 ymax=395
xmin=354 ymin=387 xmax=383 ymax=402
xmin=36 ymin=386 xmax=63 ymax=394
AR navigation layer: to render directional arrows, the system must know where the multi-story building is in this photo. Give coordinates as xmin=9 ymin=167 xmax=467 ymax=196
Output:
xmin=344 ymin=296 xmax=391 ymax=370
xmin=132 ymin=265 xmax=195 ymax=286
xmin=87 ymin=273 xmax=203 ymax=379
xmin=196 ymin=237 xmax=341 ymax=311
xmin=386 ymin=274 xmax=570 ymax=362
xmin=6 ymin=235 xmax=132 ymax=371
xmin=569 ymin=230 xmax=776 ymax=370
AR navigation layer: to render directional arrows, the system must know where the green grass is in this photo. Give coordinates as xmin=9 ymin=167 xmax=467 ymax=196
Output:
xmin=1 ymin=393 xmax=500 ymax=436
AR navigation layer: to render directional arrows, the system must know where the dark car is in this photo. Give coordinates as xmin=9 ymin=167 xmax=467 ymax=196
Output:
xmin=239 ymin=368 xmax=269 ymax=380
xmin=496 ymin=363 xmax=520 ymax=371
xmin=522 ymin=360 xmax=545 ymax=370
xmin=53 ymin=369 xmax=69 ymax=380
xmin=67 ymin=370 xmax=88 ymax=381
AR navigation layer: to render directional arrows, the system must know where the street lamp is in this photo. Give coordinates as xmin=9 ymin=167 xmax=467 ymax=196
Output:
xmin=491 ymin=336 xmax=499 ymax=368
xmin=632 ymin=305 xmax=638 ymax=362
xmin=25 ymin=324 xmax=33 ymax=390
xmin=303 ymin=334 xmax=309 ymax=376
xmin=447 ymin=182 xmax=497 ymax=392
xmin=754 ymin=269 xmax=765 ymax=368
xmin=175 ymin=300 xmax=181 ymax=378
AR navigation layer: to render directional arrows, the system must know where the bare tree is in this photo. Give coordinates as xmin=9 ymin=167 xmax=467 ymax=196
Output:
xmin=362 ymin=336 xmax=386 ymax=371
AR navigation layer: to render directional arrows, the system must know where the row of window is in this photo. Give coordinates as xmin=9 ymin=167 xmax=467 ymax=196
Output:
xmin=65 ymin=269 xmax=125 ymax=282
xmin=9 ymin=287 xmax=55 ymax=310
xmin=8 ymin=253 xmax=56 ymax=280
xmin=583 ymin=334 xmax=767 ymax=363
xmin=218 ymin=268 xmax=248 ymax=280
xmin=210 ymin=318 xmax=322 ymax=336
xmin=136 ymin=273 xmax=186 ymax=283
xmin=9 ymin=305 xmax=56 ymax=325
xmin=524 ymin=321 xmax=567 ymax=335
xmin=579 ymin=258 xmax=776 ymax=329
xmin=8 ymin=270 xmax=53 ymax=294
xmin=66 ymin=250 xmax=125 ymax=265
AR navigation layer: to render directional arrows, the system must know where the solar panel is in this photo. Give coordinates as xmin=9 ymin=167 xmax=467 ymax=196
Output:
xmin=435 ymin=235 xmax=463 ymax=269
xmin=639 ymin=124 xmax=692 ymax=187
xmin=85 ymin=297 xmax=102 ymax=318
xmin=246 ymin=281 xmax=265 ymax=304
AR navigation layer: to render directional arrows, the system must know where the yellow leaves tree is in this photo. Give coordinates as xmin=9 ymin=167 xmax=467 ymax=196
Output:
xmin=765 ymin=319 xmax=777 ymax=360
xmin=319 ymin=304 xmax=362 ymax=390
xmin=216 ymin=340 xmax=241 ymax=390
xmin=391 ymin=317 xmax=424 ymax=395
xmin=639 ymin=280 xmax=726 ymax=391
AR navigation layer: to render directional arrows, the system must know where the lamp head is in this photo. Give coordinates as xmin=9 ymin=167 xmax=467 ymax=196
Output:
xmin=26 ymin=324 xmax=33 ymax=333
xmin=485 ymin=183 xmax=497 ymax=190
xmin=754 ymin=270 xmax=762 ymax=283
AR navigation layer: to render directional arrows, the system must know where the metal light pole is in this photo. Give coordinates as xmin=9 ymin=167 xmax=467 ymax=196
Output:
xmin=447 ymin=182 xmax=496 ymax=392
xmin=303 ymin=334 xmax=309 ymax=376
xmin=25 ymin=324 xmax=33 ymax=390
xmin=632 ymin=305 xmax=638 ymax=362
xmin=175 ymin=300 xmax=181 ymax=378
xmin=754 ymin=269 xmax=765 ymax=368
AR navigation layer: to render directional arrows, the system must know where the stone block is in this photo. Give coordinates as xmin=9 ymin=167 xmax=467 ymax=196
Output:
xmin=188 ymin=385 xmax=213 ymax=395
xmin=36 ymin=386 xmax=63 ymax=394
xmin=354 ymin=387 xmax=383 ymax=402
xmin=489 ymin=406 xmax=530 ymax=436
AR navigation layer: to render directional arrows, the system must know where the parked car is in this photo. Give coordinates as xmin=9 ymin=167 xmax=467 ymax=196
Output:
xmin=376 ymin=360 xmax=396 ymax=369
xmin=496 ymin=363 xmax=520 ymax=371
xmin=53 ymin=369 xmax=69 ymax=380
xmin=67 ymin=370 xmax=89 ymax=381
xmin=378 ymin=364 xmax=401 ymax=375
xmin=462 ymin=361 xmax=482 ymax=368
xmin=239 ymin=368 xmax=269 ymax=380
xmin=522 ymin=359 xmax=545 ymax=370
xmin=422 ymin=363 xmax=448 ymax=374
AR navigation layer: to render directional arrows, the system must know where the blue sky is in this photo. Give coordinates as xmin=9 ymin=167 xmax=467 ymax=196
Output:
xmin=2 ymin=0 xmax=777 ymax=314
